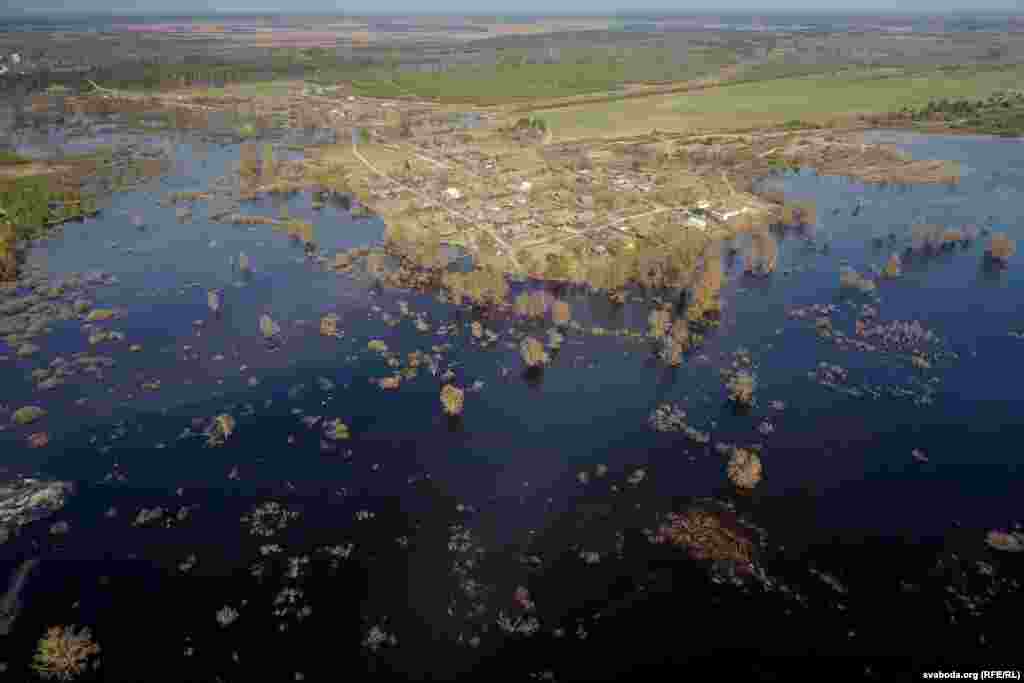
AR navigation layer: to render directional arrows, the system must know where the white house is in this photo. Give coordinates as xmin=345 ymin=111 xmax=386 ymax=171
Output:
xmin=444 ymin=187 xmax=462 ymax=200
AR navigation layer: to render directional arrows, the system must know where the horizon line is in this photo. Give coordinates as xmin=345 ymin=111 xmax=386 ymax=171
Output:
xmin=2 ymin=9 xmax=1022 ymax=17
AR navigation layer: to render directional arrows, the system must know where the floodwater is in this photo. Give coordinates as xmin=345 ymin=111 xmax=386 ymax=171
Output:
xmin=1 ymin=123 xmax=1022 ymax=679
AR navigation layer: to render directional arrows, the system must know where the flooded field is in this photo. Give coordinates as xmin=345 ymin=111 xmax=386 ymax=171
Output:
xmin=1 ymin=120 xmax=1022 ymax=679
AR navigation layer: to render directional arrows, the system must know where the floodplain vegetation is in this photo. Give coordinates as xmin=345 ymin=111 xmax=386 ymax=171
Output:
xmin=2 ymin=18 xmax=1023 ymax=679
xmin=32 ymin=626 xmax=101 ymax=681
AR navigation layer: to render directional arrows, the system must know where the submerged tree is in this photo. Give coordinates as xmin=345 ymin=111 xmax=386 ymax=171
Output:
xmin=0 ymin=221 xmax=18 ymax=281
xmin=911 ymin=224 xmax=944 ymax=252
xmin=669 ymin=317 xmax=690 ymax=349
xmin=519 ymin=337 xmax=550 ymax=368
xmin=686 ymin=250 xmax=724 ymax=323
xmin=882 ymin=253 xmax=902 ymax=278
xmin=514 ymin=291 xmax=531 ymax=317
xmin=648 ymin=308 xmax=672 ymax=339
xmin=259 ymin=314 xmax=281 ymax=340
xmin=527 ymin=290 xmax=546 ymax=318
xmin=442 ymin=267 xmax=509 ymax=307
xmin=33 ymin=625 xmax=101 ymax=681
xmin=205 ymin=414 xmax=236 ymax=448
xmin=726 ymin=371 xmax=757 ymax=407
xmin=320 ymin=313 xmax=340 ymax=337
xmin=839 ymin=266 xmax=876 ymax=293
xmin=658 ymin=319 xmax=691 ymax=367
xmin=745 ymin=230 xmax=778 ymax=276
xmin=440 ymin=384 xmax=465 ymax=416
xmin=207 ymin=289 xmax=222 ymax=314
xmin=551 ymin=299 xmax=571 ymax=327
xmin=726 ymin=447 xmax=763 ymax=490
xmin=987 ymin=233 xmax=1016 ymax=265
xmin=780 ymin=200 xmax=816 ymax=226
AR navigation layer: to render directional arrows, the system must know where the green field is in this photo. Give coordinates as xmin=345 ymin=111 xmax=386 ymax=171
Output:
xmin=348 ymin=46 xmax=737 ymax=103
xmin=0 ymin=151 xmax=30 ymax=166
xmin=188 ymin=80 xmax=295 ymax=98
xmin=535 ymin=65 xmax=1024 ymax=139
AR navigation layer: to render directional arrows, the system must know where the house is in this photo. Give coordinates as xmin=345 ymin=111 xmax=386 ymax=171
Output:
xmin=444 ymin=187 xmax=462 ymax=200
xmin=705 ymin=206 xmax=752 ymax=223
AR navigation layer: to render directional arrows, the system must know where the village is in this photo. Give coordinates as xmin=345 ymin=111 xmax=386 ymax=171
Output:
xmin=200 ymin=80 xmax=955 ymax=291
xmin=171 ymin=83 xmax=781 ymax=281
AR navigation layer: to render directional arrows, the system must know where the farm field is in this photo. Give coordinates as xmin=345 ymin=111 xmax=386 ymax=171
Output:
xmin=533 ymin=65 xmax=1024 ymax=140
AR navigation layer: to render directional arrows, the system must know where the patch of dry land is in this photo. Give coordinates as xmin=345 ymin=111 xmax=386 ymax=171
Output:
xmin=127 ymin=76 xmax=967 ymax=289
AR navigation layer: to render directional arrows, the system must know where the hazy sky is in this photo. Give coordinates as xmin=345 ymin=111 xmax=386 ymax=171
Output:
xmin=4 ymin=1 xmax=1023 ymax=15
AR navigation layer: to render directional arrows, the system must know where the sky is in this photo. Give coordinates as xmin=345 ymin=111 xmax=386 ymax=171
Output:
xmin=2 ymin=2 xmax=1022 ymax=15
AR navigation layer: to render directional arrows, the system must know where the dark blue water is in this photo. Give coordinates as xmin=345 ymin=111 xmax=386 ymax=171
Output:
xmin=1 ymin=127 xmax=1022 ymax=677
xmin=3 ymin=129 xmax=1022 ymax=542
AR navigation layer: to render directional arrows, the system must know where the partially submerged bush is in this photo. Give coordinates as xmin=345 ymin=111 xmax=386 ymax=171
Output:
xmin=659 ymin=336 xmax=685 ymax=366
xmin=1 ymin=222 xmax=17 ymax=281
xmin=653 ymin=507 xmax=755 ymax=568
xmin=259 ymin=314 xmax=281 ymax=339
xmin=987 ymin=233 xmax=1016 ymax=264
xmin=514 ymin=290 xmax=547 ymax=318
xmin=12 ymin=405 xmax=47 ymax=425
xmin=527 ymin=290 xmax=546 ymax=318
xmin=669 ymin=318 xmax=690 ymax=348
xmin=519 ymin=337 xmax=550 ymax=368
xmin=33 ymin=625 xmax=101 ymax=681
xmin=687 ymin=252 xmax=723 ymax=322
xmin=941 ymin=228 xmax=965 ymax=247
xmin=205 ymin=414 xmax=236 ymax=447
xmin=745 ymin=230 xmax=778 ymax=275
xmin=648 ymin=308 xmax=672 ymax=339
xmin=207 ymin=289 xmax=222 ymax=314
xmin=440 ymin=384 xmax=465 ymax=416
xmin=985 ymin=529 xmax=1024 ymax=552
xmin=911 ymin=224 xmax=944 ymax=252
xmin=547 ymin=327 xmax=565 ymax=349
xmin=882 ymin=253 xmax=902 ymax=278
xmin=780 ymin=200 xmax=816 ymax=226
xmin=726 ymin=371 xmax=757 ymax=407
xmin=514 ymin=291 xmax=530 ymax=317
xmin=726 ymin=447 xmax=763 ymax=489
xmin=281 ymin=219 xmax=315 ymax=245
xmin=442 ymin=268 xmax=509 ymax=307
xmin=551 ymin=299 xmax=571 ymax=326
xmin=839 ymin=266 xmax=876 ymax=294
xmin=320 ymin=313 xmax=340 ymax=337
xmin=323 ymin=418 xmax=349 ymax=441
